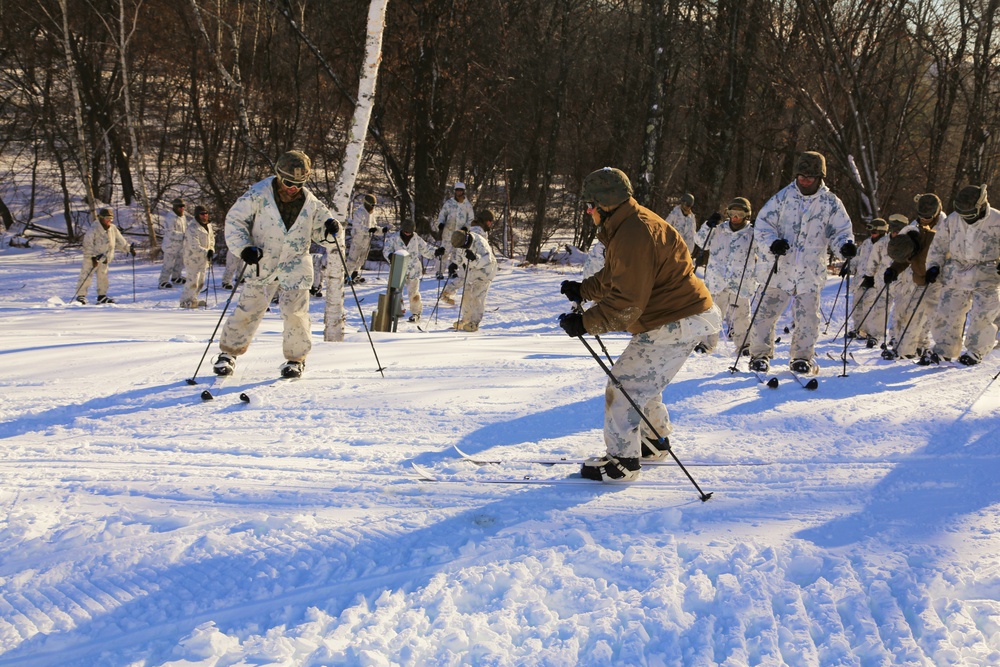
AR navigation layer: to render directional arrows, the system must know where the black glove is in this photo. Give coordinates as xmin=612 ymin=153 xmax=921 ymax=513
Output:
xmin=369 ymin=227 xmax=377 ymax=234
xmin=558 ymin=312 xmax=586 ymax=338
xmin=324 ymin=218 xmax=340 ymax=237
xmin=883 ymin=267 xmax=897 ymax=284
xmin=839 ymin=261 xmax=851 ymax=278
xmin=464 ymin=249 xmax=477 ymax=261
xmin=207 ymin=248 xmax=215 ymax=261
xmin=382 ymin=226 xmax=389 ymax=235
xmin=860 ymin=275 xmax=875 ymax=289
xmin=129 ymin=244 xmax=136 ymax=257
xmin=925 ymin=266 xmax=940 ymax=284
xmin=705 ymin=212 xmax=722 ymax=228
xmin=561 ymin=280 xmax=583 ymax=304
xmin=840 ymin=241 xmax=857 ymax=258
xmin=438 ymin=222 xmax=445 ymax=231
xmin=434 ymin=246 xmax=446 ymax=257
xmin=769 ymin=239 xmax=790 ymax=256
xmin=996 ymin=261 xmax=1000 ymax=276
xmin=448 ymin=262 xmax=458 ymax=278
xmin=241 ymin=246 xmax=263 ymax=265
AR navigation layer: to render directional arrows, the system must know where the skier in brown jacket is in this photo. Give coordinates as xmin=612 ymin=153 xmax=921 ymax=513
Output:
xmin=558 ymin=168 xmax=721 ymax=483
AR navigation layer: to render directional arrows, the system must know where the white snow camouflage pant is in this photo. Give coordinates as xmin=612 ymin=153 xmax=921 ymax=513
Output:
xmin=604 ymin=305 xmax=721 ymax=459
xmin=180 ymin=253 xmax=209 ymax=308
xmin=158 ymin=239 xmax=184 ymax=284
xmin=458 ymin=271 xmax=495 ymax=326
xmin=891 ymin=281 xmax=941 ymax=357
xmin=930 ymin=281 xmax=1000 ymax=362
xmin=220 ymin=283 xmax=312 ymax=362
xmin=222 ymin=251 xmax=242 ymax=286
xmin=701 ymin=288 xmax=750 ymax=353
xmin=748 ymin=287 xmax=821 ymax=363
xmin=75 ymin=258 xmax=109 ymax=298
xmin=345 ymin=232 xmax=372 ymax=277
xmin=400 ymin=276 xmax=424 ymax=318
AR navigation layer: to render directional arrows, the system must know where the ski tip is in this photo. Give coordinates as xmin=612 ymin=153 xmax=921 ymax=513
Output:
xmin=239 ymin=392 xmax=250 ymax=403
xmin=200 ymin=390 xmax=213 ymax=401
xmin=766 ymin=377 xmax=779 ymax=388
xmin=805 ymin=379 xmax=819 ymax=390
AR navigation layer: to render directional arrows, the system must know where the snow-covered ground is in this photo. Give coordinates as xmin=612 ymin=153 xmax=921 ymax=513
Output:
xmin=2 ymin=243 xmax=1000 ymax=666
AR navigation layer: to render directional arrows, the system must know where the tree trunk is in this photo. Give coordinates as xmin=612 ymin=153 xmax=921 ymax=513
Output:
xmin=323 ymin=0 xmax=389 ymax=341
xmin=57 ymin=0 xmax=96 ymax=221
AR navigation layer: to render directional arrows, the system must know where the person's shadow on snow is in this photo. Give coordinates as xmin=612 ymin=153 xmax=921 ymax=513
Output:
xmin=797 ymin=402 xmax=1000 ymax=548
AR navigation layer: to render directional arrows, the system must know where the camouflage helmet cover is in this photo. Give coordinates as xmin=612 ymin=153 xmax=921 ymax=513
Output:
xmin=869 ymin=217 xmax=889 ymax=232
xmin=363 ymin=194 xmax=377 ymax=207
xmin=401 ymin=218 xmax=415 ymax=233
xmin=914 ymin=193 xmax=942 ymax=220
xmin=477 ymin=209 xmax=495 ymax=223
xmin=581 ymin=168 xmax=633 ymax=207
xmin=887 ymin=213 xmax=909 ymax=232
xmin=97 ymin=207 xmax=113 ymax=218
xmin=451 ymin=230 xmax=469 ymax=248
xmin=887 ymin=232 xmax=918 ymax=263
xmin=727 ymin=197 xmax=752 ymax=215
xmin=171 ymin=197 xmax=185 ymax=207
xmin=275 ymin=150 xmax=312 ymax=184
xmin=795 ymin=151 xmax=827 ymax=179
xmin=680 ymin=193 xmax=695 ymax=207
xmin=954 ymin=185 xmax=988 ymax=218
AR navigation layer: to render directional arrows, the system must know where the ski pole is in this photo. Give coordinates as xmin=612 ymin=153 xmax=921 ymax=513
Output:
xmin=830 ymin=272 xmax=871 ymax=342
xmin=455 ymin=259 xmax=470 ymax=327
xmin=822 ymin=268 xmax=847 ymax=333
xmin=845 ymin=283 xmax=888 ymax=351
xmin=884 ymin=283 xmax=929 ymax=360
xmin=330 ymin=231 xmax=386 ymax=378
xmin=571 ymin=301 xmax=614 ymax=365
xmin=724 ymin=234 xmax=756 ymax=349
xmin=186 ymin=263 xmax=247 ymax=385
xmin=881 ymin=282 xmax=890 ymax=350
xmin=575 ymin=334 xmax=712 ymax=502
xmin=696 ymin=224 xmax=717 ymax=273
xmin=131 ymin=249 xmax=136 ymax=303
xmin=730 ymin=254 xmax=779 ymax=376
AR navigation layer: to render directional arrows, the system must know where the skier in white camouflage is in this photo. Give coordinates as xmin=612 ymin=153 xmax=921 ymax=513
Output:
xmin=884 ymin=193 xmax=944 ymax=358
xmin=558 ymin=168 xmax=720 ymax=483
xmin=666 ymin=193 xmax=697 ymax=256
xmin=582 ymin=240 xmax=606 ymax=281
xmin=919 ymin=185 xmax=1000 ymax=366
xmin=344 ymin=194 xmax=378 ymax=284
xmin=158 ymin=197 xmax=188 ymax=288
xmin=382 ymin=217 xmax=446 ymax=323
xmin=853 ymin=218 xmax=890 ymax=347
xmin=692 ymin=197 xmax=757 ymax=355
xmin=74 ymin=208 xmax=135 ymax=305
xmin=748 ymin=151 xmax=855 ymax=376
xmin=437 ymin=182 xmax=476 ymax=305
xmin=212 ymin=150 xmax=340 ymax=379
xmin=179 ymin=206 xmax=216 ymax=309
xmin=449 ymin=210 xmax=498 ymax=332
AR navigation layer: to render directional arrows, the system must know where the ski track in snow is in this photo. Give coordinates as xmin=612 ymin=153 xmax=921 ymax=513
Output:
xmin=1 ymin=247 xmax=1000 ymax=665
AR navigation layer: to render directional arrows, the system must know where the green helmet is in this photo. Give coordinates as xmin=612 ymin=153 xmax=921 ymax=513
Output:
xmin=275 ymin=150 xmax=312 ymax=184
xmin=581 ymin=168 xmax=633 ymax=207
xmin=451 ymin=230 xmax=469 ymax=248
xmin=795 ymin=151 xmax=827 ymax=179
xmin=727 ymin=197 xmax=751 ymax=216
xmin=914 ymin=193 xmax=941 ymax=220
xmin=954 ymin=184 xmax=988 ymax=222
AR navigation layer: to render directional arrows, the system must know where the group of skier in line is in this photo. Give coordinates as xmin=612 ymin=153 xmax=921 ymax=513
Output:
xmin=560 ymin=155 xmax=998 ymax=482
xmin=70 ymin=148 xmax=998 ymax=482
xmin=72 ymin=151 xmax=499 ymax=379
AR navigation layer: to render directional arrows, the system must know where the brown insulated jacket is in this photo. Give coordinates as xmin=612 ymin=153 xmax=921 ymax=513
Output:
xmin=581 ymin=198 xmax=713 ymax=335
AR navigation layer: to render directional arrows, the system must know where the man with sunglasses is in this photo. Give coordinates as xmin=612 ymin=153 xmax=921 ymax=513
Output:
xmin=74 ymin=207 xmax=135 ymax=305
xmin=557 ymin=168 xmax=719 ymax=483
xmin=158 ymin=197 xmax=188 ymax=288
xmin=179 ymin=206 xmax=215 ymax=309
xmin=212 ymin=150 xmax=340 ymax=379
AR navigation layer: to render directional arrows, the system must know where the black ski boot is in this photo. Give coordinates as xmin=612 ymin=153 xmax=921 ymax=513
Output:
xmin=749 ymin=356 xmax=770 ymax=373
xmin=280 ymin=360 xmax=305 ymax=378
xmin=641 ymin=437 xmax=670 ymax=461
xmin=213 ymin=353 xmax=236 ymax=376
xmin=958 ymin=353 xmax=980 ymax=366
xmin=97 ymin=295 xmax=115 ymax=304
xmin=917 ymin=350 xmax=940 ymax=366
xmin=580 ymin=456 xmax=641 ymax=483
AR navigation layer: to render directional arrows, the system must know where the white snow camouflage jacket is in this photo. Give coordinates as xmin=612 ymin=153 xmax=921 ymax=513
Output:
xmin=457 ymin=227 xmax=497 ymax=279
xmin=926 ymin=207 xmax=1000 ymax=290
xmin=694 ymin=222 xmax=757 ymax=296
xmin=753 ymin=181 xmax=854 ymax=293
xmin=224 ymin=177 xmax=336 ymax=290
xmin=666 ymin=205 xmax=697 ymax=254
xmin=82 ymin=223 xmax=130 ymax=262
xmin=383 ymin=232 xmax=440 ymax=281
xmin=582 ymin=241 xmax=606 ymax=280
xmin=863 ymin=235 xmax=890 ymax=290
xmin=160 ymin=210 xmax=187 ymax=250
xmin=348 ymin=205 xmax=379 ymax=236
xmin=436 ymin=197 xmax=475 ymax=239
xmin=183 ymin=220 xmax=215 ymax=269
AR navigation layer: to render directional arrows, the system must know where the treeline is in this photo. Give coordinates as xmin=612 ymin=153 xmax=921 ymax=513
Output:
xmin=1 ymin=0 xmax=997 ymax=259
